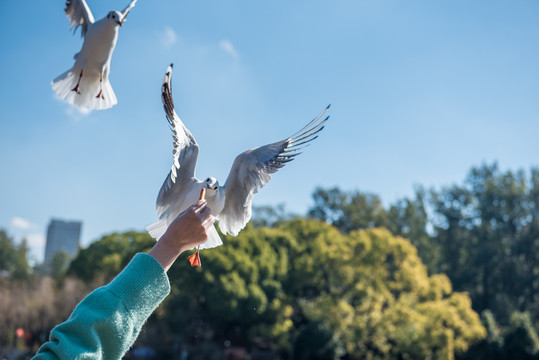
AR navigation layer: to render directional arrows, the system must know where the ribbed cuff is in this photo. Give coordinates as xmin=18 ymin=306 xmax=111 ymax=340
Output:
xmin=106 ymin=253 xmax=170 ymax=324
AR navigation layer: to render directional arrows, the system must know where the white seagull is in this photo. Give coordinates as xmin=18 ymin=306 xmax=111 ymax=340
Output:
xmin=147 ymin=64 xmax=330 ymax=251
xmin=51 ymin=0 xmax=137 ymax=110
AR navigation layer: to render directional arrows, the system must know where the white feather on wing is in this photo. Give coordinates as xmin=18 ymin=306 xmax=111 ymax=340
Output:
xmin=156 ymin=64 xmax=199 ymax=217
xmin=218 ymin=105 xmax=330 ymax=236
xmin=64 ymin=0 xmax=95 ymax=37
xmin=121 ymin=0 xmax=138 ymax=22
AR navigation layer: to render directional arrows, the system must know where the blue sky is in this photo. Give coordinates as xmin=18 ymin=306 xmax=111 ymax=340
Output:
xmin=1 ymin=1 xmax=538 ymax=264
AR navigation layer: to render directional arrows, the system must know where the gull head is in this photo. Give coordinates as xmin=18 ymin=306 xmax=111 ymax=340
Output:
xmin=106 ymin=11 xmax=123 ymax=26
xmin=204 ymin=177 xmax=219 ymax=195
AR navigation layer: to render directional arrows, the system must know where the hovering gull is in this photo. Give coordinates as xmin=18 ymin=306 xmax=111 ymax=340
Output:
xmin=51 ymin=0 xmax=137 ymax=110
xmin=147 ymin=64 xmax=330 ymax=253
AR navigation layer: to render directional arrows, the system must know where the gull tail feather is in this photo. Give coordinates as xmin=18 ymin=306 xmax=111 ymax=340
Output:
xmin=51 ymin=67 xmax=80 ymax=102
xmin=199 ymin=226 xmax=223 ymax=250
xmin=146 ymin=218 xmax=168 ymax=240
xmin=51 ymin=67 xmax=117 ymax=110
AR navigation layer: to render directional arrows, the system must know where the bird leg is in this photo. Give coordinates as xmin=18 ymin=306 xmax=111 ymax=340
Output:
xmin=187 ymin=245 xmax=201 ymax=267
xmin=96 ymin=74 xmax=105 ymax=100
xmin=187 ymin=188 xmax=206 ymax=268
xmin=71 ymin=69 xmax=83 ymax=94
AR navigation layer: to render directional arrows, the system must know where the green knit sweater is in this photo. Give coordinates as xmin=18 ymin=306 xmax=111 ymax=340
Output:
xmin=33 ymin=253 xmax=170 ymax=360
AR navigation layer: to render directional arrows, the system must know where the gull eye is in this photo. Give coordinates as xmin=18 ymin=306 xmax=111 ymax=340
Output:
xmin=213 ymin=186 xmax=218 ymax=190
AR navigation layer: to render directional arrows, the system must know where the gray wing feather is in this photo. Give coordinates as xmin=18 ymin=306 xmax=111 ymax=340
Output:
xmin=64 ymin=0 xmax=95 ymax=37
xmin=155 ymin=64 xmax=199 ymax=218
xmin=219 ymin=105 xmax=330 ymax=236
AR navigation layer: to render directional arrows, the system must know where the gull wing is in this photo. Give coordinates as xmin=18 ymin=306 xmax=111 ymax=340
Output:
xmin=121 ymin=0 xmax=137 ymax=22
xmin=64 ymin=0 xmax=95 ymax=37
xmin=155 ymin=64 xmax=200 ymax=218
xmin=219 ymin=105 xmax=330 ymax=236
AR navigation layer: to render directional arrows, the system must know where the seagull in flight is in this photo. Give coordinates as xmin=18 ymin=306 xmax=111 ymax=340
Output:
xmin=51 ymin=0 xmax=137 ymax=110
xmin=147 ymin=64 xmax=330 ymax=255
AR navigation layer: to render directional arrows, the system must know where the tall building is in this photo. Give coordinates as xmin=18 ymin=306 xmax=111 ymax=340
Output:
xmin=44 ymin=219 xmax=82 ymax=264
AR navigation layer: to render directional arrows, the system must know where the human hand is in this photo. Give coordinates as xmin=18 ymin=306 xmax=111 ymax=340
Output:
xmin=148 ymin=199 xmax=215 ymax=271
xmin=164 ymin=199 xmax=214 ymax=253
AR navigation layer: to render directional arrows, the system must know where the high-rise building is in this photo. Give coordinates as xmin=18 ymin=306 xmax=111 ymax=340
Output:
xmin=44 ymin=219 xmax=82 ymax=264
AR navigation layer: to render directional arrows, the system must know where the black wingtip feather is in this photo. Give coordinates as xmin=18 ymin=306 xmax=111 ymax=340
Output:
xmin=291 ymin=136 xmax=318 ymax=149
xmin=293 ymin=126 xmax=324 ymax=144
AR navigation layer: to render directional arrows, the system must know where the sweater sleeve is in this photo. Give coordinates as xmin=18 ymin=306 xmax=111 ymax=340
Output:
xmin=33 ymin=253 xmax=170 ymax=360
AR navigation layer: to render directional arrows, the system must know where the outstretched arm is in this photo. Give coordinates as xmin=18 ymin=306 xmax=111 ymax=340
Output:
xmin=33 ymin=200 xmax=214 ymax=360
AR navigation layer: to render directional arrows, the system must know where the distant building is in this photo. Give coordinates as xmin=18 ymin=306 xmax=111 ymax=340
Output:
xmin=44 ymin=219 xmax=82 ymax=264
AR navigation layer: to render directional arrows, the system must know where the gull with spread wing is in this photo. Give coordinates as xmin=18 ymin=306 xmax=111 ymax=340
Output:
xmin=51 ymin=0 xmax=137 ymax=110
xmin=147 ymin=64 xmax=330 ymax=261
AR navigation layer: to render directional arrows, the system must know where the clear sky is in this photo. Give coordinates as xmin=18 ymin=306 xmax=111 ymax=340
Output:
xmin=1 ymin=0 xmax=538 ymax=264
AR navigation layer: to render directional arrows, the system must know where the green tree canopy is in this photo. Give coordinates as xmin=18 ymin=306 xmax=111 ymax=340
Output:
xmin=307 ymin=163 xmax=539 ymax=332
xmin=68 ymin=230 xmax=154 ymax=283
xmin=308 ymin=188 xmax=389 ymax=233
xmin=161 ymin=220 xmax=485 ymax=359
xmin=431 ymin=163 xmax=539 ymax=324
xmin=0 ymin=229 xmax=31 ymax=281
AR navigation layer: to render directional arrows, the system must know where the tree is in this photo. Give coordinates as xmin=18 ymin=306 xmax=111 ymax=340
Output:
xmin=386 ymin=187 xmax=438 ymax=271
xmin=163 ymin=226 xmax=295 ymax=356
xmin=502 ymin=312 xmax=539 ymax=360
xmin=50 ymin=250 xmax=71 ymax=280
xmin=0 ymin=229 xmax=31 ymax=281
xmin=157 ymin=220 xmax=485 ymax=359
xmin=0 ymin=229 xmax=16 ymax=273
xmin=292 ymin=321 xmax=344 ymax=360
xmin=462 ymin=310 xmax=539 ymax=360
xmin=431 ymin=163 xmax=539 ymax=325
xmin=0 ymin=274 xmax=89 ymax=352
xmin=251 ymin=203 xmax=294 ymax=228
xmin=283 ymin=220 xmax=485 ymax=359
xmin=308 ymin=163 xmax=539 ymax=332
xmin=308 ymin=187 xmax=389 ymax=233
xmin=68 ymin=231 xmax=154 ymax=283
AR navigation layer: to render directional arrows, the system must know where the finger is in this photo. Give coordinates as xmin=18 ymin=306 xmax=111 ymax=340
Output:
xmin=198 ymin=205 xmax=211 ymax=220
xmin=198 ymin=208 xmax=214 ymax=230
xmin=177 ymin=205 xmax=192 ymax=217
xmin=202 ymin=215 xmax=215 ymax=230
xmin=200 ymin=207 xmax=214 ymax=224
xmin=192 ymin=199 xmax=207 ymax=213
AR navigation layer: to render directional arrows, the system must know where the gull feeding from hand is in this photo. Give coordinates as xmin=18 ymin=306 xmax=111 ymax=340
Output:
xmin=147 ymin=64 xmax=330 ymax=251
xmin=51 ymin=0 xmax=137 ymax=110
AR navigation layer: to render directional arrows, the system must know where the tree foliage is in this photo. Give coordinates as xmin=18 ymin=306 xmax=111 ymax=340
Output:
xmin=158 ymin=220 xmax=485 ymax=359
xmin=463 ymin=310 xmax=539 ymax=360
xmin=67 ymin=230 xmax=154 ymax=283
xmin=308 ymin=187 xmax=437 ymax=270
xmin=309 ymin=188 xmax=389 ymax=233
xmin=6 ymin=162 xmax=537 ymax=358
xmin=0 ymin=274 xmax=89 ymax=352
xmin=0 ymin=229 xmax=31 ymax=281
xmin=431 ymin=164 xmax=539 ymax=326
xmin=308 ymin=164 xmax=539 ymax=333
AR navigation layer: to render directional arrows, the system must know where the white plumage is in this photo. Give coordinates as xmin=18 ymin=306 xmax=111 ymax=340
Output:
xmin=51 ymin=0 xmax=137 ymax=110
xmin=147 ymin=64 xmax=330 ymax=250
